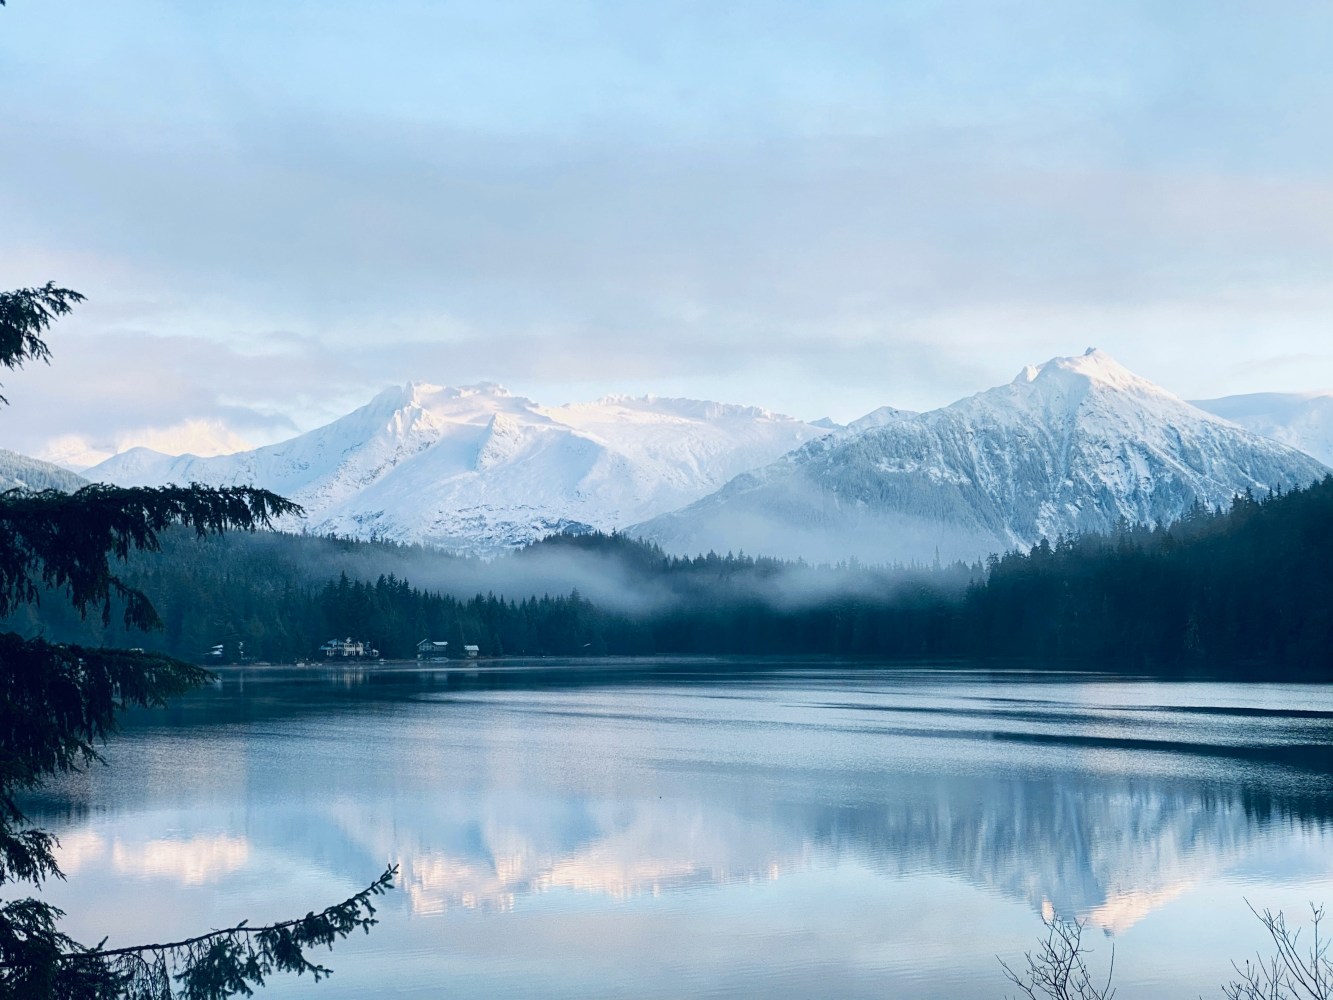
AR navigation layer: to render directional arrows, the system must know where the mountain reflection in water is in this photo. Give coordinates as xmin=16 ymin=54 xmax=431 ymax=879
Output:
xmin=24 ymin=661 xmax=1333 ymax=999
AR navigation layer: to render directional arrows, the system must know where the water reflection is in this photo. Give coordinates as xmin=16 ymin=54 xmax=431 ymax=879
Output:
xmin=58 ymin=831 xmax=251 ymax=885
xmin=24 ymin=663 xmax=1333 ymax=997
xmin=244 ymin=774 xmax=1325 ymax=934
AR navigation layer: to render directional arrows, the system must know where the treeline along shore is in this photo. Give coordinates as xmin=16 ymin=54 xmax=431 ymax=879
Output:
xmin=9 ymin=475 xmax=1333 ymax=676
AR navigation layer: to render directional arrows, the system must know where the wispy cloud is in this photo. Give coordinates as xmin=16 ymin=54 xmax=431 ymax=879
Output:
xmin=2 ymin=1 xmax=1331 ymax=454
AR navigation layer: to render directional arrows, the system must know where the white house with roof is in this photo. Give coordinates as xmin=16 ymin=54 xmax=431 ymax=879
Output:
xmin=320 ymin=637 xmax=379 ymax=658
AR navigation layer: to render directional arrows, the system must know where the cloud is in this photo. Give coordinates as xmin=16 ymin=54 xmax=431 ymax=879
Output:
xmin=0 ymin=330 xmax=312 ymax=458
xmin=2 ymin=1 xmax=1332 ymax=451
xmin=42 ymin=419 xmax=256 ymax=469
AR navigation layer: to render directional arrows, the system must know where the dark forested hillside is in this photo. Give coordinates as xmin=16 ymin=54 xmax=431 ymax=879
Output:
xmin=7 ymin=474 xmax=1333 ymax=674
xmin=971 ymin=477 xmax=1333 ymax=671
xmin=2 ymin=525 xmax=973 ymax=661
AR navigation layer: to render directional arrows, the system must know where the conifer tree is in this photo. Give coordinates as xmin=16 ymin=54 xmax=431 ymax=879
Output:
xmin=0 ymin=283 xmax=395 ymax=998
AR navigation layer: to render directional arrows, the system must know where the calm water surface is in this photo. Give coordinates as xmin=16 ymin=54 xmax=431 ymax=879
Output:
xmin=23 ymin=660 xmax=1333 ymax=998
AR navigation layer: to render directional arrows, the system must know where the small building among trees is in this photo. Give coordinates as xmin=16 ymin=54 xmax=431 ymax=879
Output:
xmin=417 ymin=639 xmax=449 ymax=660
xmin=462 ymin=644 xmax=480 ymax=658
xmin=320 ymin=637 xmax=379 ymax=658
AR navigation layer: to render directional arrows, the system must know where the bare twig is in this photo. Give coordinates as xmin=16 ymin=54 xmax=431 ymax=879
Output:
xmin=999 ymin=913 xmax=1116 ymax=1000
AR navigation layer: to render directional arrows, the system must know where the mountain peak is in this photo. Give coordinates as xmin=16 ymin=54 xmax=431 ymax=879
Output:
xmin=1059 ymin=347 xmax=1135 ymax=381
xmin=397 ymin=381 xmax=513 ymax=403
xmin=637 ymin=349 xmax=1328 ymax=566
xmin=1011 ymin=349 xmax=1169 ymax=398
xmin=456 ymin=381 xmax=511 ymax=397
xmin=364 ymin=382 xmax=530 ymax=425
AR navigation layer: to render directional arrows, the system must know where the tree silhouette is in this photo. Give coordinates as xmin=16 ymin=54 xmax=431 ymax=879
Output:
xmin=0 ymin=284 xmax=395 ymax=998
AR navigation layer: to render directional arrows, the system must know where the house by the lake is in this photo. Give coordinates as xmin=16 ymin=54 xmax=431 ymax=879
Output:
xmin=417 ymin=639 xmax=449 ymax=660
xmin=320 ymin=637 xmax=379 ymax=658
xmin=462 ymin=644 xmax=480 ymax=658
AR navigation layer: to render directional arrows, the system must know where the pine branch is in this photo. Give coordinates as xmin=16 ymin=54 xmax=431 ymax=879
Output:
xmin=88 ymin=866 xmax=397 ymax=959
xmin=0 ymin=636 xmax=209 ymax=790
xmin=0 ymin=868 xmax=397 ymax=1000
xmin=0 ymin=278 xmax=398 ymax=999
xmin=0 ymin=484 xmax=304 ymax=628
xmin=0 ymin=283 xmax=84 ymax=403
xmin=51 ymin=866 xmax=398 ymax=1000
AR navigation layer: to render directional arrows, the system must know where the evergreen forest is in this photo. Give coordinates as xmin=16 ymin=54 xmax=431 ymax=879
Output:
xmin=8 ymin=475 xmax=1333 ymax=677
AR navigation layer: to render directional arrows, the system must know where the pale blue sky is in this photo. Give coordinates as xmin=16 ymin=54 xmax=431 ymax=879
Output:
xmin=3 ymin=1 xmax=1332 ymax=459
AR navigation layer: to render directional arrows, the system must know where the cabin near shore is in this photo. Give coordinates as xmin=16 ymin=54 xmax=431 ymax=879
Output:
xmin=417 ymin=639 xmax=449 ymax=660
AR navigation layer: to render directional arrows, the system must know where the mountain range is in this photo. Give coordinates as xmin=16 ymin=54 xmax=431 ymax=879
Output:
xmin=87 ymin=384 xmax=826 ymax=553
xmin=635 ymin=350 xmax=1329 ymax=564
xmin=75 ymin=350 xmax=1330 ymax=564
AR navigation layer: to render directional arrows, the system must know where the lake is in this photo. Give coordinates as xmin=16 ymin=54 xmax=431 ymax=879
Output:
xmin=23 ymin=660 xmax=1333 ymax=998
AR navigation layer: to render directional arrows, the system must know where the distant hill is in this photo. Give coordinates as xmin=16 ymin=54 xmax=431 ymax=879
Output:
xmin=0 ymin=449 xmax=88 ymax=492
xmin=1192 ymin=391 xmax=1333 ymax=466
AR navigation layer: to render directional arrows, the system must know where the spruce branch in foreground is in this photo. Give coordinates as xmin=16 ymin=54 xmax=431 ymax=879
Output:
xmin=46 ymin=865 xmax=399 ymax=1000
xmin=0 ymin=272 xmax=394 ymax=1000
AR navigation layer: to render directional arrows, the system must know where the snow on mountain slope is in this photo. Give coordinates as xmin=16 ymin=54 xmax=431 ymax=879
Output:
xmin=0 ymin=449 xmax=88 ymax=492
xmin=1192 ymin=391 xmax=1333 ymax=467
xmin=87 ymin=384 xmax=829 ymax=552
xmin=846 ymin=405 xmax=918 ymax=433
xmin=634 ymin=350 xmax=1330 ymax=565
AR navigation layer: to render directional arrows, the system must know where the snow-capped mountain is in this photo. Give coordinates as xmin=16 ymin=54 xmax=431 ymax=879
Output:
xmin=1192 ymin=391 xmax=1333 ymax=467
xmin=86 ymin=384 xmax=828 ymax=552
xmin=634 ymin=350 xmax=1330 ymax=565
xmin=0 ymin=449 xmax=88 ymax=492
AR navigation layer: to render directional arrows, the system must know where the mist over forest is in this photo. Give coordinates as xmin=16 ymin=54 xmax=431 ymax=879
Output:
xmin=10 ymin=475 xmax=1333 ymax=676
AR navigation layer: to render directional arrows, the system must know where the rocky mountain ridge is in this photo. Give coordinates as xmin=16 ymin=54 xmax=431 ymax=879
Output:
xmin=634 ymin=350 xmax=1329 ymax=564
xmin=87 ymin=384 xmax=828 ymax=554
